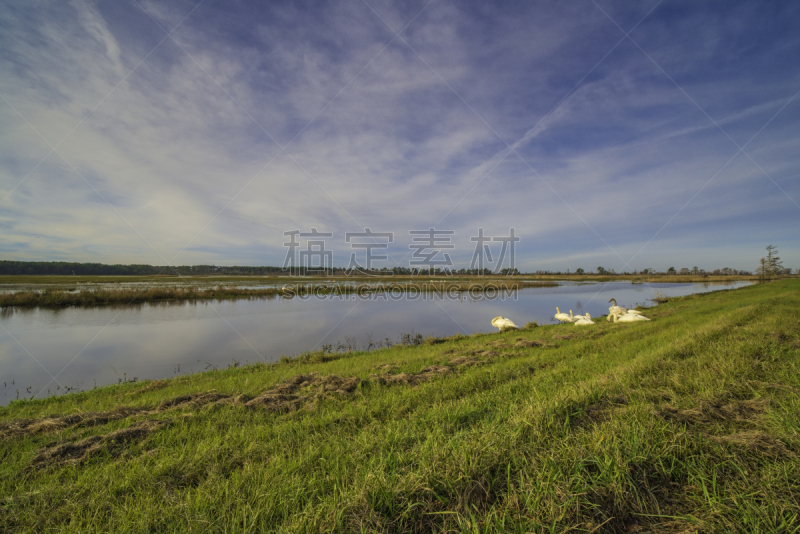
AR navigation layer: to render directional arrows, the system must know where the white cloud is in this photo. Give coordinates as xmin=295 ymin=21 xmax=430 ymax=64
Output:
xmin=0 ymin=0 xmax=798 ymax=270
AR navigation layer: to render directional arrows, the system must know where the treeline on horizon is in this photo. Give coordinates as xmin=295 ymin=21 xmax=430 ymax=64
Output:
xmin=0 ymin=261 xmax=285 ymax=276
xmin=0 ymin=260 xmax=773 ymax=277
xmin=0 ymin=261 xmax=519 ymax=276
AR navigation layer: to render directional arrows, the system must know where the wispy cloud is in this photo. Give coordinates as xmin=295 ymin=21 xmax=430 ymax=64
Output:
xmin=1 ymin=0 xmax=798 ymax=271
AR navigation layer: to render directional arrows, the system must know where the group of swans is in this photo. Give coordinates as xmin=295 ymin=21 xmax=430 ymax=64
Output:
xmin=606 ymin=298 xmax=650 ymax=322
xmin=494 ymin=297 xmax=650 ymax=332
xmin=552 ymin=298 xmax=650 ymax=326
xmin=554 ymin=307 xmax=596 ymax=325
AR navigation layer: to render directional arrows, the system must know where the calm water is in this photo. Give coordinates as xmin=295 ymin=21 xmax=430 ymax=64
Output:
xmin=0 ymin=280 xmax=751 ymax=405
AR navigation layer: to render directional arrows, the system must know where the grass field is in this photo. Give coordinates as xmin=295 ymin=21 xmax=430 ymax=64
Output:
xmin=1 ymin=279 xmax=798 ymax=533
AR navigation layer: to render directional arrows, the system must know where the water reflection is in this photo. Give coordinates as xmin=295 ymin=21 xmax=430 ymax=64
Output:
xmin=0 ymin=280 xmax=751 ymax=405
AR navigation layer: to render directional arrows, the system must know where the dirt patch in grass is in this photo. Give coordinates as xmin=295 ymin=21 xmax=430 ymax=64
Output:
xmin=369 ymin=365 xmax=454 ymax=386
xmin=244 ymin=392 xmax=305 ymax=413
xmin=4 ymin=374 xmax=364 ymax=440
xmin=704 ymin=430 xmax=794 ymax=459
xmin=513 ymin=338 xmax=547 ymax=348
xmin=553 ymin=333 xmax=579 ymax=340
xmin=316 ymin=375 xmax=361 ymax=394
xmin=157 ymin=391 xmax=229 ymax=410
xmin=449 ymin=356 xmax=484 ymax=367
xmin=244 ymin=373 xmax=360 ymax=412
xmin=22 ymin=373 xmax=364 ymax=469
xmin=29 ymin=419 xmax=169 ymax=470
xmin=573 ymin=395 xmax=630 ymax=428
xmin=658 ymin=398 xmax=767 ymax=426
xmin=1 ymin=407 xmax=146 ymax=440
xmin=771 ymin=331 xmax=788 ymax=342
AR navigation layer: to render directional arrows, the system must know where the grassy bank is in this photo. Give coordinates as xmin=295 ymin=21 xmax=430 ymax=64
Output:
xmin=0 ymin=281 xmax=557 ymax=309
xmin=1 ymin=280 xmax=799 ymax=533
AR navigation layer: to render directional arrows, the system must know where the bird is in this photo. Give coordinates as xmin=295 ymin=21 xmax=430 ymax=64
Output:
xmin=608 ymin=298 xmax=627 ymax=315
xmin=611 ymin=313 xmax=650 ymax=323
xmin=574 ymin=313 xmax=595 ymax=325
xmin=491 ymin=316 xmax=519 ymax=332
xmin=606 ymin=311 xmax=645 ymax=321
xmin=555 ymin=307 xmax=574 ymax=323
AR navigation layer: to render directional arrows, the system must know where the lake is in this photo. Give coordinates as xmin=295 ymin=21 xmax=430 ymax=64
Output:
xmin=0 ymin=280 xmax=751 ymax=405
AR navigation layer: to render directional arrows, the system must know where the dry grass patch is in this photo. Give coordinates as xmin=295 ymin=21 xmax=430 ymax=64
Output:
xmin=369 ymin=365 xmax=454 ymax=386
xmin=658 ymin=398 xmax=768 ymax=426
xmin=29 ymin=419 xmax=169 ymax=470
xmin=448 ymin=356 xmax=484 ymax=367
xmin=0 ymin=407 xmax=144 ymax=440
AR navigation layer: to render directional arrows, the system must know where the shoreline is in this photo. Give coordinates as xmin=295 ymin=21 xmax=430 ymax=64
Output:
xmin=0 ymin=273 xmax=769 ymax=285
xmin=0 ymin=274 xmax=778 ymax=309
xmin=0 ymin=280 xmax=558 ymax=309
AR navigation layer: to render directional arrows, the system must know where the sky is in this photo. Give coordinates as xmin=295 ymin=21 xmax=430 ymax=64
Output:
xmin=0 ymin=0 xmax=798 ymax=273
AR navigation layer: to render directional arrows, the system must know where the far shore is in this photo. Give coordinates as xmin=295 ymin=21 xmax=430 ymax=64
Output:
xmin=0 ymin=279 xmax=560 ymax=309
xmin=0 ymin=272 xmax=771 ymax=286
xmin=0 ymin=272 xmax=778 ymax=309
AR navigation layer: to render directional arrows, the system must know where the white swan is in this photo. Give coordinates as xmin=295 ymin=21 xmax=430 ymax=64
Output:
xmin=574 ymin=313 xmax=595 ymax=325
xmin=608 ymin=298 xmax=627 ymax=315
xmin=555 ymin=307 xmax=573 ymax=323
xmin=491 ymin=316 xmax=519 ymax=332
xmin=611 ymin=313 xmax=650 ymax=323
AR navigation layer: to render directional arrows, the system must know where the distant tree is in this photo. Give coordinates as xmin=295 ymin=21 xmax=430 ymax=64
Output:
xmin=597 ymin=266 xmax=606 ymax=274
xmin=679 ymin=268 xmax=689 ymax=275
xmin=766 ymin=245 xmax=783 ymax=276
xmin=667 ymin=267 xmax=676 ymax=274
xmin=758 ymin=245 xmax=784 ymax=280
xmin=575 ymin=268 xmax=585 ymax=275
xmin=691 ymin=266 xmax=699 ymax=275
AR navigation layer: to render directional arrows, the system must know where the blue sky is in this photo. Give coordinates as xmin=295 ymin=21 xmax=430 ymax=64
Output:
xmin=0 ymin=0 xmax=798 ymax=273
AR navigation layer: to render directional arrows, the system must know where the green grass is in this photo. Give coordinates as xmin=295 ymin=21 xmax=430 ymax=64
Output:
xmin=1 ymin=280 xmax=799 ymax=533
